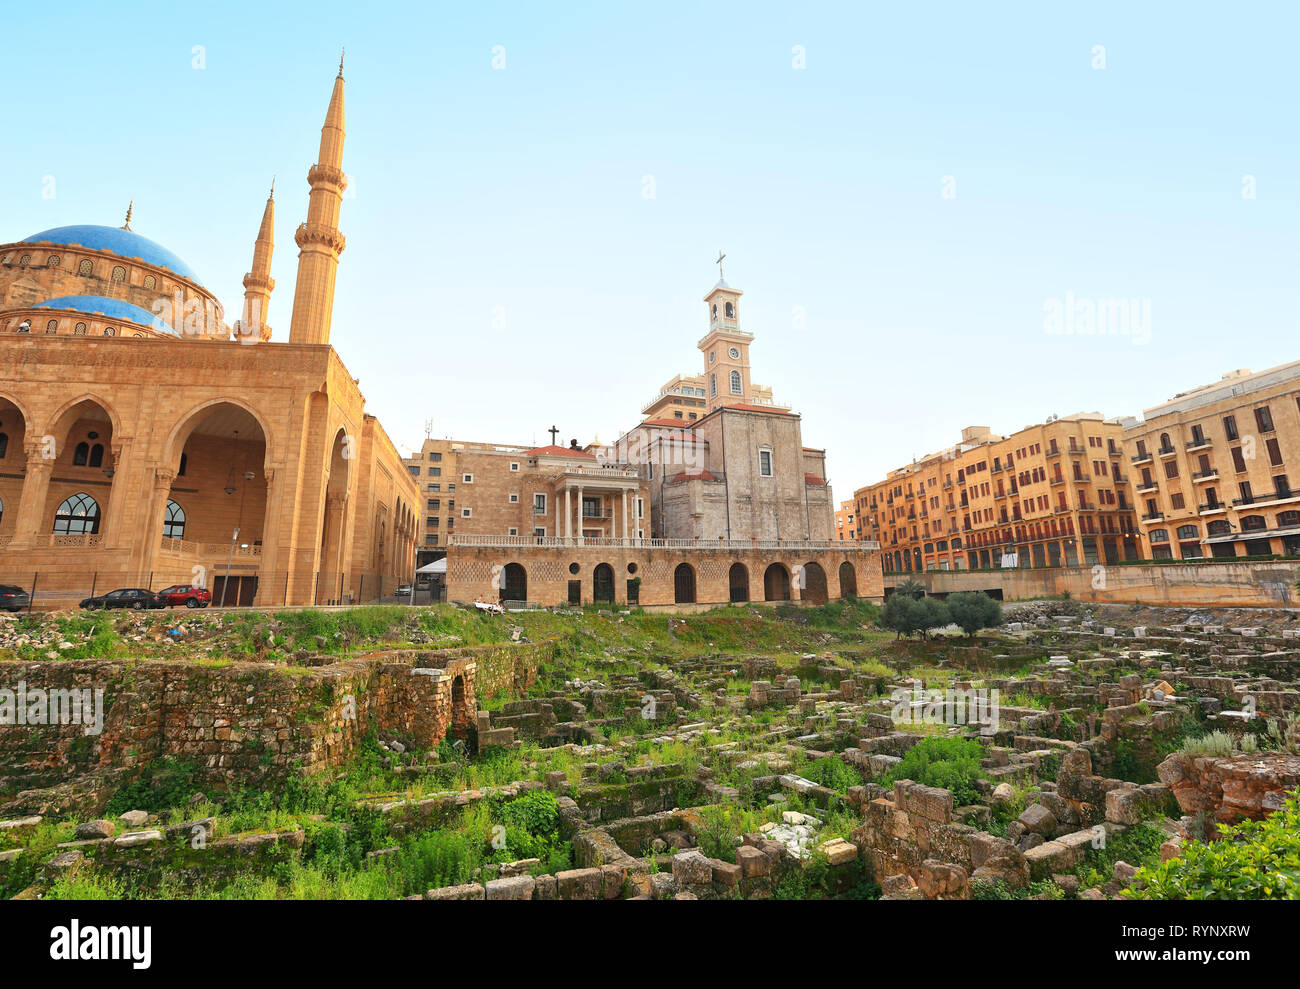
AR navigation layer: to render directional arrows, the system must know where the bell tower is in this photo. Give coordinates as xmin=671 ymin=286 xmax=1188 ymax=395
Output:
xmin=699 ymin=264 xmax=752 ymax=412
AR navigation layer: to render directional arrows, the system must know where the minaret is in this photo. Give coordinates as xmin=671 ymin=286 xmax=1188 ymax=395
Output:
xmin=240 ymin=181 xmax=276 ymax=342
xmin=288 ymin=54 xmax=348 ymax=345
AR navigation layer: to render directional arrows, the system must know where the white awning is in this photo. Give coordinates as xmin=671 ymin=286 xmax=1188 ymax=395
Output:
xmin=416 ymin=558 xmax=447 ymax=574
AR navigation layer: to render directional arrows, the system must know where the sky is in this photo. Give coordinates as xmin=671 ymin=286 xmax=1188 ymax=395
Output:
xmin=3 ymin=1 xmax=1296 ymax=499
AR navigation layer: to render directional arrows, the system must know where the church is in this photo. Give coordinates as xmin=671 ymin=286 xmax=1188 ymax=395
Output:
xmin=0 ymin=60 xmax=419 ymax=607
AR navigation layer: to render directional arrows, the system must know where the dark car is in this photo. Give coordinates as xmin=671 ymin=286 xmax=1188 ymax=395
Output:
xmin=79 ymin=588 xmax=164 ymax=611
xmin=0 ymin=585 xmax=30 ymax=612
xmin=156 ymin=584 xmax=212 ymax=609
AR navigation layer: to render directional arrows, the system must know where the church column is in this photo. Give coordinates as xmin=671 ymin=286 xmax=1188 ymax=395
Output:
xmin=253 ymin=466 xmax=284 ymax=606
xmin=9 ymin=442 xmax=55 ymax=548
xmin=577 ymin=483 xmax=584 ymax=546
xmin=553 ymin=491 xmax=559 ymax=541
xmin=564 ymin=487 xmax=571 ymax=543
xmin=621 ymin=489 xmax=628 ymax=541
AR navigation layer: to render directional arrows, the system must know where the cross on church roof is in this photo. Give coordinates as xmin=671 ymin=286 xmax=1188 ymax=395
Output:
xmin=548 ymin=425 xmax=559 ymax=445
xmin=714 ymin=249 xmax=726 ymax=282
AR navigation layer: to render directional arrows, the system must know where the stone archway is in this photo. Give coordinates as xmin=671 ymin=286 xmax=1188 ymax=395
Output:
xmin=674 ymin=563 xmax=696 ymax=604
xmin=764 ymin=563 xmax=790 ymax=601
xmin=801 ymin=561 xmax=828 ymax=605
xmin=728 ymin=562 xmax=749 ymax=603
xmin=503 ymin=562 xmax=527 ymax=603
xmin=839 ymin=561 xmax=858 ymax=598
xmin=593 ymin=562 xmax=615 ymax=603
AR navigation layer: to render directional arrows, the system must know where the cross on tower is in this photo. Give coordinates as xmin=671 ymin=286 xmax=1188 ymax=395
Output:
xmin=714 ymin=250 xmax=726 ymax=282
xmin=548 ymin=425 xmax=559 ymax=445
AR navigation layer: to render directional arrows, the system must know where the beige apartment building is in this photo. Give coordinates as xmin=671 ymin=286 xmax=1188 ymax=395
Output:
xmin=855 ymin=414 xmax=1141 ymax=573
xmin=1122 ymin=362 xmax=1300 ymax=560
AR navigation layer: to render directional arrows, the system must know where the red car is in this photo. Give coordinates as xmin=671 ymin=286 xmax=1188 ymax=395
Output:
xmin=156 ymin=584 xmax=212 ymax=609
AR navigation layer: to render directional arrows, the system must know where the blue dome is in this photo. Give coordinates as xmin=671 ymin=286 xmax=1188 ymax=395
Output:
xmin=22 ymin=224 xmax=204 ymax=286
xmin=34 ymin=295 xmax=176 ymax=334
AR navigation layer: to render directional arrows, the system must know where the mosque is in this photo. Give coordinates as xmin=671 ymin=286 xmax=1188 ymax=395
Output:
xmin=0 ymin=59 xmax=419 ymax=606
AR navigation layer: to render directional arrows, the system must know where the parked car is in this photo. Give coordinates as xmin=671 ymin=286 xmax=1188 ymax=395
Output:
xmin=0 ymin=585 xmax=30 ymax=612
xmin=79 ymin=588 xmax=164 ymax=611
xmin=156 ymin=584 xmax=212 ymax=609
xmin=396 ymin=584 xmax=414 ymax=598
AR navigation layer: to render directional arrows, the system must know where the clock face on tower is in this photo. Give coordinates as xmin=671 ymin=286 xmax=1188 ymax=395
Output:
xmin=728 ymin=347 xmax=740 ymax=359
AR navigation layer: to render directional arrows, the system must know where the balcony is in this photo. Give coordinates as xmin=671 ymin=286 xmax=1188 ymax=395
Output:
xmin=1191 ymin=468 xmax=1219 ymax=483
xmin=1046 ymin=446 xmax=1063 ymax=458
xmin=1131 ymin=452 xmax=1153 ymax=465
xmin=1049 ymin=476 xmax=1066 ymax=486
xmin=1232 ymin=495 xmax=1257 ymax=507
xmin=1186 ymin=437 xmax=1212 ymax=452
xmin=1198 ymin=502 xmax=1226 ymax=515
xmin=942 ymin=481 xmax=953 ymax=490
xmin=1141 ymin=512 xmax=1165 ymax=523
xmin=1157 ymin=445 xmax=1178 ymax=458
xmin=1135 ymin=481 xmax=1159 ymax=494
xmin=1112 ymin=473 xmax=1130 ymax=483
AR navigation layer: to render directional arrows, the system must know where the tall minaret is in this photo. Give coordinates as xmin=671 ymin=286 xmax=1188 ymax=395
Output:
xmin=240 ymin=181 xmax=276 ymax=342
xmin=288 ymin=54 xmax=348 ymax=345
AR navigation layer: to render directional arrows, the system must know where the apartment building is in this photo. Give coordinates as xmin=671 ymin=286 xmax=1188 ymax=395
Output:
xmin=835 ymin=500 xmax=857 ymax=542
xmin=1122 ymin=362 xmax=1300 ymax=559
xmin=855 ymin=415 xmax=1141 ymax=573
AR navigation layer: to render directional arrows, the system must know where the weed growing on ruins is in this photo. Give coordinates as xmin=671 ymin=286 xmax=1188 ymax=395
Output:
xmin=882 ymin=737 xmax=987 ymax=806
xmin=1126 ymin=791 xmax=1300 ymax=900
xmin=1075 ymin=821 xmax=1167 ymax=890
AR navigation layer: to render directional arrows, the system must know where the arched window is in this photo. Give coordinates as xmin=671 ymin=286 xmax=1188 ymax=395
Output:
xmin=88 ymin=444 xmax=104 ymax=468
xmin=1176 ymin=525 xmax=1199 ymax=540
xmin=1149 ymin=529 xmax=1169 ymax=543
xmin=729 ymin=369 xmax=742 ymax=395
xmin=709 ymin=373 xmax=717 ymax=397
xmin=45 ymin=319 xmax=59 ymax=333
xmin=163 ymin=500 xmax=186 ymax=539
xmin=103 ymin=326 xmax=116 ymax=337
xmin=1159 ymin=432 xmax=1171 ymax=449
xmin=724 ymin=301 xmax=734 ymax=318
xmin=1241 ymin=515 xmax=1267 ymax=532
xmin=18 ymin=254 xmax=31 ymax=267
xmin=47 ymin=254 xmax=60 ymax=268
xmin=77 ymin=259 xmax=93 ymax=276
xmin=111 ymin=265 xmax=127 ymax=283
xmin=73 ymin=442 xmax=89 ymax=466
xmin=0 ymin=432 xmax=7 ymax=458
xmin=178 ymin=452 xmax=187 ymax=476
xmin=52 ymin=492 xmax=100 ymax=534
xmin=1279 ymin=510 xmax=1300 ymax=528
xmin=711 ymin=303 xmax=717 ymax=319
xmin=74 ymin=322 xmax=87 ymax=335
xmin=1207 ymin=520 xmax=1231 ymax=536
xmin=16 ymin=320 xmax=30 ymax=333
xmin=143 ymin=274 xmax=156 ymax=291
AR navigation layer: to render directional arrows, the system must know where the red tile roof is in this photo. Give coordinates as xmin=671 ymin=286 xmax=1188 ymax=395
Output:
xmin=670 ymin=468 xmax=719 ymax=483
xmin=804 ymin=473 xmax=827 ymax=486
xmin=523 ymin=444 xmax=596 ymax=459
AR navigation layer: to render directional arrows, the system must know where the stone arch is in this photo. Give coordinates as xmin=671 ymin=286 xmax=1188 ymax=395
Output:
xmin=593 ymin=562 xmax=615 ymax=603
xmin=159 ymin=402 xmax=271 ymax=596
xmin=801 ymin=561 xmax=828 ymax=605
xmin=764 ymin=563 xmax=790 ymax=601
xmin=728 ymin=562 xmax=750 ymax=603
xmin=674 ymin=562 xmax=697 ymax=604
xmin=503 ymin=562 xmax=527 ymax=602
xmin=163 ymin=396 xmax=275 ymax=473
xmin=839 ymin=561 xmax=858 ymax=598
xmin=45 ymin=392 xmax=123 ymax=451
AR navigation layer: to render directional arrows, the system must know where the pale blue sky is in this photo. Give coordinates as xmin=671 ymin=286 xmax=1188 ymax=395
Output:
xmin=3 ymin=1 xmax=1296 ymax=496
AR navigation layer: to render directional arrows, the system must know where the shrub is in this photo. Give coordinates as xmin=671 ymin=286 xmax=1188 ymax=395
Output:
xmin=1126 ymin=790 xmax=1300 ymax=900
xmin=945 ymin=592 xmax=1003 ymax=637
xmin=884 ymin=736 xmax=987 ymax=806
xmin=802 ymin=755 xmax=862 ymax=794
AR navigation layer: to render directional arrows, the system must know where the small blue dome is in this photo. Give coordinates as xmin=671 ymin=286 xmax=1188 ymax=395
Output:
xmin=22 ymin=224 xmax=204 ymax=286
xmin=34 ymin=295 xmax=175 ymax=334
